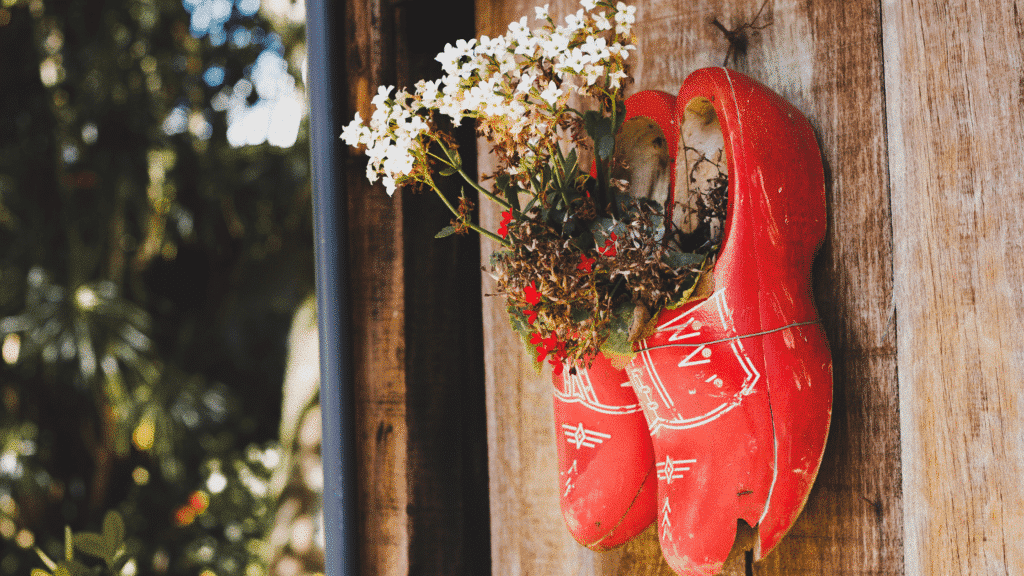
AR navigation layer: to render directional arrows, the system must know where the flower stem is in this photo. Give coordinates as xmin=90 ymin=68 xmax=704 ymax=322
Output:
xmin=426 ymin=173 xmax=461 ymax=216
xmin=457 ymin=168 xmax=511 ymax=209
xmin=605 ymin=97 xmax=619 ymax=217
xmin=471 ymin=222 xmax=509 ymax=245
xmin=430 ymin=142 xmax=511 ymax=209
xmin=426 ymin=178 xmax=509 ymax=245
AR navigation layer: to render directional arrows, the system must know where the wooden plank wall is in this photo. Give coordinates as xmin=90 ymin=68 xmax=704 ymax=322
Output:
xmin=884 ymin=0 xmax=1024 ymax=573
xmin=341 ymin=0 xmax=1024 ymax=574
xmin=475 ymin=0 xmax=901 ymax=574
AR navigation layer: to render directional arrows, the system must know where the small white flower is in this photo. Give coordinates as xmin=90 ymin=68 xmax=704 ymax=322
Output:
xmin=564 ymin=10 xmax=582 ymax=31
xmin=608 ymin=69 xmax=628 ymax=89
xmin=614 ymin=2 xmax=636 ymax=34
xmin=340 ymin=112 xmax=366 ymax=146
xmin=381 ymin=174 xmax=397 ymax=196
xmin=539 ymin=81 xmax=561 ymax=106
xmin=508 ymin=16 xmax=530 ymax=39
xmin=581 ymin=36 xmax=609 ymax=61
xmin=580 ymin=0 xmax=597 ymax=10
xmin=517 ymin=73 xmax=535 ymax=94
xmin=371 ymin=85 xmax=394 ymax=110
xmin=535 ymin=3 xmax=550 ymax=20
xmin=416 ymin=79 xmax=440 ymax=107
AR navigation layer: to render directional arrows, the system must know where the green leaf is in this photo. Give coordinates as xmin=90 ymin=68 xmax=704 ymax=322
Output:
xmin=582 ymin=111 xmax=616 ymax=161
xmin=564 ymin=148 xmax=579 ymax=175
xmin=495 ymin=173 xmax=509 ymax=191
xmin=569 ymin=229 xmax=595 ymax=252
xmin=438 ymin=165 xmax=458 ymax=177
xmin=448 ymin=148 xmax=462 ymax=170
xmin=506 ymin=306 xmax=543 ymax=372
xmin=542 ymin=207 xmax=564 ymax=227
xmin=582 ymin=110 xmax=605 ymax=140
xmin=562 ymin=216 xmax=580 ymax=237
xmin=507 ymin=188 xmax=521 ymax=212
xmin=434 ymin=226 xmax=458 ymax=238
xmin=102 ymin=511 xmax=125 ymax=550
xmin=597 ymin=135 xmax=615 ymax=161
xmin=542 ymin=164 xmax=553 ymax=191
xmin=589 ymin=217 xmax=624 ymax=242
xmin=494 ymin=174 xmax=521 ymax=212
xmin=31 ymin=570 xmax=51 ymax=576
xmin=72 ymin=511 xmax=125 ymax=567
xmin=73 ymin=532 xmax=108 ymax=561
xmin=601 ymin=300 xmax=636 ymax=357
xmin=522 ymin=194 xmax=539 ymax=213
xmin=662 ymin=250 xmax=706 ymax=269
xmin=49 ymin=561 xmax=91 ymax=576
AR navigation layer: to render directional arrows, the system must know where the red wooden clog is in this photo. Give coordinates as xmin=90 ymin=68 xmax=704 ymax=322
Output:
xmin=613 ymin=89 xmax=679 ymax=216
xmin=625 ymin=68 xmax=832 ymax=574
xmin=553 ymin=353 xmax=657 ymax=549
xmin=553 ymin=89 xmax=678 ymax=550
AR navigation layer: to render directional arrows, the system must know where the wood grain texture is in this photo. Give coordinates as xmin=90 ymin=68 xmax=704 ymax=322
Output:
xmin=741 ymin=0 xmax=905 ymax=573
xmin=346 ymin=1 xmax=409 ymax=574
xmin=883 ymin=0 xmax=1024 ymax=573
xmin=477 ymin=0 xmax=903 ymax=574
xmin=394 ymin=5 xmax=491 ymax=575
xmin=345 ymin=2 xmax=492 ymax=575
xmin=346 ymin=171 xmax=410 ymax=576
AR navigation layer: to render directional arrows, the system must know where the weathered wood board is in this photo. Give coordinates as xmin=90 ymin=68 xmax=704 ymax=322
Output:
xmin=344 ymin=2 xmax=490 ymax=576
xmin=344 ymin=5 xmax=410 ymax=574
xmin=884 ymin=0 xmax=1024 ymax=574
xmin=338 ymin=0 xmax=1024 ymax=573
xmin=476 ymin=0 xmax=904 ymax=574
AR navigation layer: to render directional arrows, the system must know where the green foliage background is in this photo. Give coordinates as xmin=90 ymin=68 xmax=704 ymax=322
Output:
xmin=0 ymin=0 xmax=313 ymax=573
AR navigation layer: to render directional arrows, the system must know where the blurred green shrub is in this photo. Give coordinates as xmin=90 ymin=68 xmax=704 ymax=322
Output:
xmin=0 ymin=0 xmax=312 ymax=573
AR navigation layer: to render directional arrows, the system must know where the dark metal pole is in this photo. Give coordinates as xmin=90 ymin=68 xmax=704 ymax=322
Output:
xmin=305 ymin=1 xmax=357 ymax=575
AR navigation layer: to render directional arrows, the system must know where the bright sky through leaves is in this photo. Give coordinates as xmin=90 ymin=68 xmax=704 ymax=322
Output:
xmin=167 ymin=0 xmax=305 ymax=148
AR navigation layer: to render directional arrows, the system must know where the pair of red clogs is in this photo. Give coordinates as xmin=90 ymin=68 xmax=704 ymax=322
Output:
xmin=552 ymin=68 xmax=832 ymax=575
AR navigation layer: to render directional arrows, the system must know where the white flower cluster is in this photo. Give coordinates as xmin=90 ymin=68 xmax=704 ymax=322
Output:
xmin=341 ymin=0 xmax=637 ymax=195
xmin=340 ymin=85 xmax=433 ymax=195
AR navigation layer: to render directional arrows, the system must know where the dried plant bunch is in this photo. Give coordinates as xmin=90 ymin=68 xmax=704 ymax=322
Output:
xmin=497 ymin=196 xmax=713 ymax=366
xmin=342 ymin=0 xmax=727 ymax=371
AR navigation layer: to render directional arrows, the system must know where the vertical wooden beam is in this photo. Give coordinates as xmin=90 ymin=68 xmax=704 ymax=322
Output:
xmin=883 ymin=0 xmax=1024 ymax=573
xmin=345 ymin=1 xmax=490 ymax=574
xmin=345 ymin=1 xmax=409 ymax=575
xmin=394 ymin=3 xmax=492 ymax=575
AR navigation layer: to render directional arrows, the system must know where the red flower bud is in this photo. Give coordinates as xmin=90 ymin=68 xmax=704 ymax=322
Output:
xmin=497 ymin=210 xmax=514 ymax=238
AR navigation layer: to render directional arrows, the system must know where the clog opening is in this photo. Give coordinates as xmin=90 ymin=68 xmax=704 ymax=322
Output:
xmin=612 ymin=116 xmax=672 ymax=209
xmin=675 ymin=97 xmax=728 ymax=250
